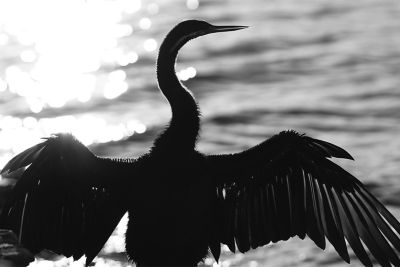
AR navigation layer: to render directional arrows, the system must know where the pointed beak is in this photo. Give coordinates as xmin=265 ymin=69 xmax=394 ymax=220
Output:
xmin=209 ymin=25 xmax=248 ymax=33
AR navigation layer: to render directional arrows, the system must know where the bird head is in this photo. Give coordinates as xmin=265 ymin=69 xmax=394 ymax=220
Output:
xmin=163 ymin=20 xmax=248 ymax=56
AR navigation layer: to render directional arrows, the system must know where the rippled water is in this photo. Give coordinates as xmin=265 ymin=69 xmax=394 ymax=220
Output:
xmin=1 ymin=0 xmax=400 ymax=266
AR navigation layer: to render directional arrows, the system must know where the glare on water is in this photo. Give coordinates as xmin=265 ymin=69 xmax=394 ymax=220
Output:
xmin=0 ymin=0 xmax=205 ymax=171
xmin=0 ymin=0 xmax=202 ymax=170
xmin=0 ymin=0 xmax=153 ymax=169
xmin=0 ymin=0 xmax=139 ymax=107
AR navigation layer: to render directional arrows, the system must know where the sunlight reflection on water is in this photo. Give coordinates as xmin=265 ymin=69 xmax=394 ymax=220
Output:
xmin=0 ymin=0 xmax=200 ymax=170
xmin=0 ymin=0 xmax=152 ymax=170
xmin=0 ymin=0 xmax=139 ymax=110
xmin=0 ymin=114 xmax=146 ymax=151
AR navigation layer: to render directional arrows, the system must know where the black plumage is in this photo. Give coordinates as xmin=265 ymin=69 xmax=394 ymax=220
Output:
xmin=1 ymin=20 xmax=400 ymax=267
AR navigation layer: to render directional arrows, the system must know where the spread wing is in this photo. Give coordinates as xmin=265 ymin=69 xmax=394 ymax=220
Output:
xmin=0 ymin=133 xmax=130 ymax=265
xmin=207 ymin=130 xmax=400 ymax=266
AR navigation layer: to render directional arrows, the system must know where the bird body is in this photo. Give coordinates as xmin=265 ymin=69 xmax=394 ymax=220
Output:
xmin=123 ymin=21 xmax=218 ymax=265
xmin=125 ymin=151 xmax=214 ymax=266
xmin=1 ymin=20 xmax=400 ymax=267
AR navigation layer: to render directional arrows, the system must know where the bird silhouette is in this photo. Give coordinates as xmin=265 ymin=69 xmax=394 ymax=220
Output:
xmin=1 ymin=20 xmax=400 ymax=267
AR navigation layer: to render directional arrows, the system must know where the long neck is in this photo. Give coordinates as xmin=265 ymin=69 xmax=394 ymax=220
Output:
xmin=153 ymin=38 xmax=200 ymax=151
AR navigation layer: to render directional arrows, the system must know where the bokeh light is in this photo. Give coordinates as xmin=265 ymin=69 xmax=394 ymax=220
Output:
xmin=186 ymin=0 xmax=199 ymax=10
xmin=104 ymin=70 xmax=129 ymax=100
xmin=139 ymin=17 xmax=152 ymax=30
xmin=177 ymin=66 xmax=197 ymax=81
xmin=143 ymin=38 xmax=157 ymax=52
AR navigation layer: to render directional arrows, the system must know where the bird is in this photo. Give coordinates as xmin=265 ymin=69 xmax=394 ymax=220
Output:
xmin=1 ymin=19 xmax=400 ymax=267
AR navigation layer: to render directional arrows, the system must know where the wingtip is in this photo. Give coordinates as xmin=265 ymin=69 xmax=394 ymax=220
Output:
xmin=85 ymin=255 xmax=95 ymax=266
xmin=1 ymin=165 xmax=12 ymax=176
xmin=306 ymin=137 xmax=355 ymax=160
xmin=337 ymin=248 xmax=351 ymax=264
xmin=0 ymin=138 xmax=51 ymax=177
xmin=334 ymin=148 xmax=354 ymax=161
xmin=1 ymin=160 xmax=15 ymax=175
xmin=337 ymin=149 xmax=354 ymax=161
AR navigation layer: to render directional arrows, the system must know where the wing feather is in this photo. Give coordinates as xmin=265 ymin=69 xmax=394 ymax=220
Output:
xmin=320 ymin=183 xmax=349 ymax=262
xmin=303 ymin=169 xmax=325 ymax=249
xmin=341 ymin=191 xmax=389 ymax=266
xmin=223 ymin=187 xmax=236 ymax=252
xmin=207 ymin=130 xmax=400 ymax=266
xmin=285 ymin=173 xmax=295 ymax=236
xmin=332 ymin=188 xmax=372 ymax=266
xmin=236 ymin=188 xmax=250 ymax=253
xmin=249 ymin=183 xmax=261 ymax=248
xmin=291 ymin=164 xmax=306 ymax=239
xmin=276 ymin=173 xmax=291 ymax=241
xmin=266 ymin=182 xmax=279 ymax=242
xmin=348 ymin=192 xmax=400 ymax=265
xmin=354 ymin=190 xmax=400 ymax=253
xmin=357 ymin=185 xmax=400 ymax=233
xmin=0 ymin=134 xmax=130 ymax=265
xmin=256 ymin=185 xmax=268 ymax=246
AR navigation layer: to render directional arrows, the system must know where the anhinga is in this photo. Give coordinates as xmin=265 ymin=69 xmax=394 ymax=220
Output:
xmin=1 ymin=20 xmax=400 ymax=267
